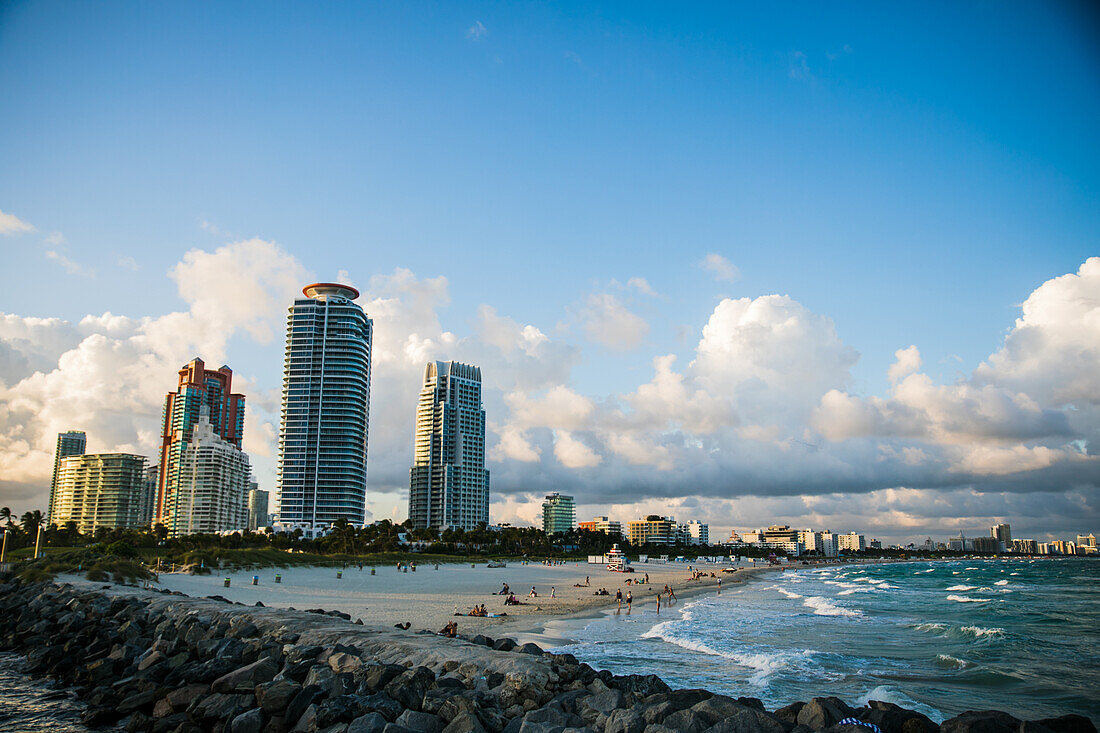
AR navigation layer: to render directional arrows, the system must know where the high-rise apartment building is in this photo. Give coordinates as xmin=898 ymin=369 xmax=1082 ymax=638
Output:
xmin=248 ymin=487 xmax=270 ymax=530
xmin=991 ymin=523 xmax=1012 ymax=552
xmin=156 ymin=358 xmax=245 ymax=533
xmin=139 ymin=464 xmax=158 ymax=527
xmin=541 ymin=493 xmax=575 ymax=535
xmin=799 ymin=529 xmax=824 ymax=555
xmin=53 ymin=453 xmax=148 ymax=533
xmin=838 ymin=531 xmax=866 ymax=552
xmin=408 ymin=361 xmax=489 ymax=531
xmin=276 ymin=284 xmax=373 ymax=535
xmin=173 ymin=409 xmax=250 ymax=535
xmin=48 ymin=431 xmax=86 ymax=525
xmin=578 ymin=516 xmax=622 ymax=537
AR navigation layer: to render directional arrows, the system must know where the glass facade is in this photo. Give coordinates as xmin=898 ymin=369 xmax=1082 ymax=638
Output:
xmin=53 ymin=453 xmax=148 ymax=533
xmin=276 ymin=284 xmax=373 ymax=529
xmin=48 ymin=430 xmax=86 ymax=525
xmin=409 ymin=361 xmax=490 ymax=531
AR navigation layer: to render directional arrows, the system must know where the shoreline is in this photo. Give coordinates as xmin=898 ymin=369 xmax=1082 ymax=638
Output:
xmin=2 ymin=571 xmax=1092 ymax=733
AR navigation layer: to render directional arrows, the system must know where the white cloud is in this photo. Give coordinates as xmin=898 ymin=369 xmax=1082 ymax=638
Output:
xmin=580 ymin=293 xmax=649 ymax=350
xmin=888 ymin=345 xmax=921 ymax=384
xmin=699 ymin=253 xmax=740 ymax=282
xmin=553 ymin=430 xmax=601 ymax=468
xmin=117 ymin=255 xmax=140 ymax=271
xmin=45 ymin=250 xmax=96 ymax=277
xmin=627 ymin=277 xmax=657 ymax=296
xmin=467 ymin=21 xmax=487 ymax=40
xmin=0 ymin=209 xmax=34 ymax=235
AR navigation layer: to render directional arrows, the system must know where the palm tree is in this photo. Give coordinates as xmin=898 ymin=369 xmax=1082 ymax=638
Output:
xmin=21 ymin=509 xmax=44 ymax=536
xmin=0 ymin=507 xmax=11 ymax=527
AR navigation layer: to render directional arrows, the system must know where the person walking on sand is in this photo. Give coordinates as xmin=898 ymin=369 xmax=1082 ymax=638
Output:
xmin=615 ymin=588 xmax=623 ymax=610
xmin=655 ymin=592 xmax=661 ymax=614
xmin=585 ymin=575 xmax=590 ymax=587
xmin=668 ymin=586 xmax=677 ymax=601
xmin=626 ymin=590 xmax=632 ymax=613
xmin=551 ymin=586 xmax=556 ymax=598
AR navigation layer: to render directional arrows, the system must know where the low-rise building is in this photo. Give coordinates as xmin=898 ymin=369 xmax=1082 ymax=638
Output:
xmin=680 ymin=520 xmax=710 ymax=545
xmin=578 ymin=516 xmax=622 ymax=537
xmin=627 ymin=515 xmax=678 ymax=546
xmin=1012 ymin=538 xmax=1038 ymax=554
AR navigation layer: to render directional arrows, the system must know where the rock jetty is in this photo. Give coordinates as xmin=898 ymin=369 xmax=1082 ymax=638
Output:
xmin=0 ymin=575 xmax=1094 ymax=733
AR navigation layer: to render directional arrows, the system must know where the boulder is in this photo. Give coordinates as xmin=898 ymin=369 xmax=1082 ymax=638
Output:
xmin=578 ymin=689 xmax=625 ymax=723
xmin=442 ymin=710 xmax=489 ymax=733
xmin=257 ymin=679 xmax=303 ymax=714
xmin=1036 ymin=717 xmax=1097 ymax=733
xmin=397 ymin=709 xmax=444 ymax=733
xmin=384 ymin=666 xmax=436 ymax=711
xmin=229 ymin=708 xmax=267 ymax=733
xmin=165 ymin=683 xmax=209 ymax=712
xmin=775 ymin=704 xmax=806 ymax=725
xmin=797 ymin=698 xmax=857 ymax=730
xmin=330 ymin=652 xmax=364 ymax=674
xmin=857 ymin=701 xmax=938 ymax=733
xmin=941 ymin=712 xmax=1025 ymax=733
xmin=606 ymin=708 xmax=646 ymax=733
xmin=285 ymin=685 xmax=326 ymax=727
xmin=212 ymin=657 xmax=280 ymax=693
xmin=349 ymin=713 xmax=390 ymax=733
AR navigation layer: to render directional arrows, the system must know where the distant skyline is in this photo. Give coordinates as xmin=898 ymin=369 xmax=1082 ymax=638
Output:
xmin=1 ymin=2 xmax=1098 ymax=543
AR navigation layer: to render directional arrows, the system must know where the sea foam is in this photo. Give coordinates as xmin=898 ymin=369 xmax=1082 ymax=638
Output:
xmin=803 ymin=596 xmax=861 ymax=617
xmin=947 ymin=594 xmax=992 ymax=603
xmin=945 ymin=585 xmax=976 ymax=591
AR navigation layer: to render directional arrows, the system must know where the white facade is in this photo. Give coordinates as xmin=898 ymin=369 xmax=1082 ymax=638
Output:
xmin=838 ymin=532 xmax=866 ymax=552
xmin=53 ymin=453 xmax=148 ymax=533
xmin=247 ymin=487 xmax=269 ymax=530
xmin=276 ymin=283 xmax=373 ymax=530
xmin=408 ymin=361 xmax=490 ymax=531
xmin=681 ymin=520 xmax=710 ymax=545
xmin=820 ymin=532 xmax=839 ymax=557
xmin=799 ymin=529 xmax=823 ymax=554
xmin=174 ymin=412 xmax=250 ymax=535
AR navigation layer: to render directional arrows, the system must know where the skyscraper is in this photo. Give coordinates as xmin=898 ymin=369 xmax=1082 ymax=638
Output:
xmin=173 ymin=408 xmax=251 ymax=535
xmin=155 ymin=358 xmax=245 ymax=534
xmin=53 ymin=453 xmax=148 ymax=533
xmin=541 ymin=493 xmax=575 ymax=535
xmin=248 ymin=487 xmax=269 ymax=530
xmin=991 ymin=523 xmax=1012 ymax=552
xmin=48 ymin=430 xmax=86 ymax=525
xmin=275 ymin=283 xmax=373 ymax=535
xmin=408 ymin=361 xmax=489 ymax=531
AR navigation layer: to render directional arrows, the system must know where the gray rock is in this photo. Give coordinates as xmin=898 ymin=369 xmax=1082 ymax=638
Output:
xmin=578 ymin=689 xmax=624 ymax=723
xmin=941 ymin=711 xmax=1026 ymax=733
xmin=1036 ymin=716 xmax=1097 ymax=733
xmin=348 ymin=713 xmax=389 ymax=733
xmin=797 ymin=698 xmax=856 ymax=731
xmin=397 ymin=709 xmax=444 ymax=733
xmin=211 ymin=657 xmax=280 ymax=693
xmin=229 ymin=708 xmax=267 ymax=733
xmin=165 ymin=683 xmax=209 ymax=712
xmin=518 ymin=643 xmax=543 ymax=655
xmin=363 ymin=664 xmax=406 ymax=691
xmin=774 ymin=703 xmax=805 ymax=725
xmin=358 ymin=692 xmax=403 ymax=722
xmin=191 ymin=692 xmax=254 ymax=722
xmin=605 ymin=708 xmax=645 ymax=733
xmin=285 ymin=685 xmax=326 ymax=726
xmin=118 ymin=689 xmax=159 ymax=715
xmin=258 ymin=679 xmax=302 ymax=714
xmin=857 ymin=701 xmax=938 ymax=733
xmin=443 ymin=711 xmax=489 ymax=733
xmin=384 ymin=666 xmax=435 ymax=711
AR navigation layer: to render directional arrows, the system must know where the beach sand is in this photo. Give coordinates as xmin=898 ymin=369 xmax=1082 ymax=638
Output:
xmin=150 ymin=559 xmax=790 ymax=640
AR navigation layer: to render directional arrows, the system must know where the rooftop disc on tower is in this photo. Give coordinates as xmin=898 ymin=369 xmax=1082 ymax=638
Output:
xmin=302 ymin=282 xmax=360 ymax=300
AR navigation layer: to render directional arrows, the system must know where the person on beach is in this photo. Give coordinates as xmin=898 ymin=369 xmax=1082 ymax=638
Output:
xmin=644 ymin=573 xmax=649 ymax=584
xmin=441 ymin=621 xmax=458 ymax=637
xmin=551 ymin=586 xmax=556 ymax=598
xmin=615 ymin=589 xmax=623 ymax=609
xmin=668 ymin=586 xmax=677 ymax=601
xmin=499 ymin=582 xmax=510 ymax=595
xmin=529 ymin=586 xmax=538 ymax=597
xmin=626 ymin=590 xmax=632 ymax=612
xmin=585 ymin=576 xmax=590 ymax=586
xmin=656 ymin=593 xmax=661 ymax=614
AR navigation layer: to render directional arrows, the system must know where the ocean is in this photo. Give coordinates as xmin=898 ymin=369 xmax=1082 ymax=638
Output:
xmin=549 ymin=557 xmax=1100 ymax=723
xmin=0 ymin=653 xmax=87 ymax=731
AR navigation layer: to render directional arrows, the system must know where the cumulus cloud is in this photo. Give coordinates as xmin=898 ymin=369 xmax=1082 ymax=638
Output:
xmin=579 ymin=293 xmax=649 ymax=350
xmin=0 ymin=209 xmax=34 ymax=235
xmin=627 ymin=277 xmax=657 ymax=296
xmin=888 ymin=345 xmax=921 ymax=384
xmin=553 ymin=431 xmax=601 ymax=468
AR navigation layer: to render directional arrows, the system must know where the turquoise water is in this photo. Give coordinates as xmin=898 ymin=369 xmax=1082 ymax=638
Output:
xmin=550 ymin=558 xmax=1099 ymax=723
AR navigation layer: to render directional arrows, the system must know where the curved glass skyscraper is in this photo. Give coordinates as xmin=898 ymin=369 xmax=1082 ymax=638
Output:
xmin=275 ymin=283 xmax=373 ymax=534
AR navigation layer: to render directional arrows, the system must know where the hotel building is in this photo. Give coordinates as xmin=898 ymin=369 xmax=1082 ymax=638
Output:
xmin=408 ymin=361 xmax=489 ymax=531
xmin=838 ymin=531 xmax=866 ymax=552
xmin=48 ymin=430 xmax=86 ymax=525
xmin=248 ymin=487 xmax=269 ymax=530
xmin=680 ymin=519 xmax=710 ymax=545
xmin=53 ymin=453 xmax=148 ymax=533
xmin=991 ymin=523 xmax=1012 ymax=552
xmin=541 ymin=493 xmax=576 ymax=535
xmin=275 ymin=283 xmax=373 ymax=536
xmin=627 ymin=515 xmax=678 ymax=546
xmin=578 ymin=516 xmax=622 ymax=537
xmin=172 ymin=409 xmax=251 ymax=535
xmin=156 ymin=358 xmax=245 ymax=535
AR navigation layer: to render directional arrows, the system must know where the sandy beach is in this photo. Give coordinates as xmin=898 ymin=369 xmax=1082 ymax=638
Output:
xmin=148 ymin=558 xmax=792 ymax=639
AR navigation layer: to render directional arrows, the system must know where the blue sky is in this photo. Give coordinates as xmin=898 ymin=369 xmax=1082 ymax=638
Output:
xmin=2 ymin=2 xmax=1098 ymax=541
